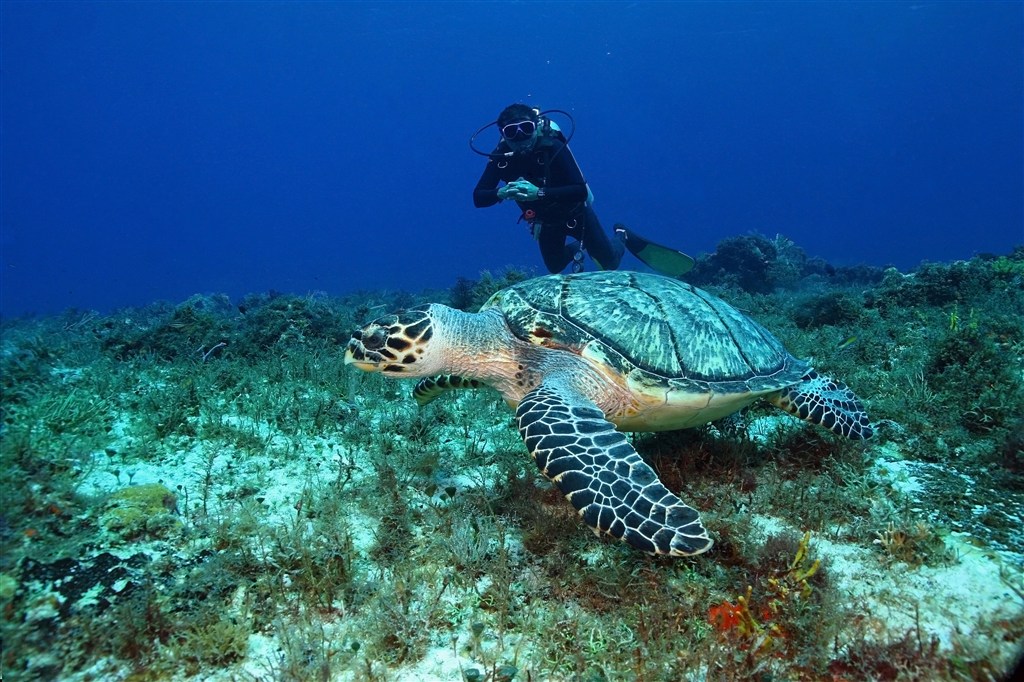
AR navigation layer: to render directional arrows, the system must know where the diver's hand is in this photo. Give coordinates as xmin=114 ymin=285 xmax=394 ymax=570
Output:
xmin=498 ymin=181 xmax=530 ymax=201
xmin=497 ymin=185 xmax=519 ymax=200
xmin=507 ymin=180 xmax=540 ymax=201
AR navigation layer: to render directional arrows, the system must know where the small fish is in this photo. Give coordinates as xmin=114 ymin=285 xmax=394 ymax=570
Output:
xmin=837 ymin=335 xmax=858 ymax=351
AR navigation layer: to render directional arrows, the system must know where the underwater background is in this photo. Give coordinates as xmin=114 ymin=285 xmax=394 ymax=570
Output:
xmin=2 ymin=2 xmax=1024 ymax=681
xmin=1 ymin=1 xmax=1021 ymax=317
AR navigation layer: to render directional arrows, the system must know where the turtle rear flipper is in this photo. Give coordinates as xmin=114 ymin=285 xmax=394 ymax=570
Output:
xmin=515 ymin=379 xmax=712 ymax=557
xmin=770 ymin=370 xmax=873 ymax=440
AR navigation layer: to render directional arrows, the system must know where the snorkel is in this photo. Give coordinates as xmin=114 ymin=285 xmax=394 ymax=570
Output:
xmin=469 ymin=108 xmax=576 ymax=159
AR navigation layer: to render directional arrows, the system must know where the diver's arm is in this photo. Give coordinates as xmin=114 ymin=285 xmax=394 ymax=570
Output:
xmin=534 ymin=183 xmax=588 ymax=202
xmin=473 ymin=160 xmax=505 ymax=207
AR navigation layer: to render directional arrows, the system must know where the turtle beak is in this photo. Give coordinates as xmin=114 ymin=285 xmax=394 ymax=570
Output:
xmin=343 ymin=347 xmax=376 ymax=372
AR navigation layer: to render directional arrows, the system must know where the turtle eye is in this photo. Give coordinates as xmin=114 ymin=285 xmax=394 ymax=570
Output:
xmin=363 ymin=327 xmax=388 ymax=350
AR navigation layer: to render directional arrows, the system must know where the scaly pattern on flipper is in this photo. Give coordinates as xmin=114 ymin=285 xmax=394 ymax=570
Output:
xmin=515 ymin=379 xmax=712 ymax=556
xmin=412 ymin=375 xmax=484 ymax=406
xmin=771 ymin=370 xmax=873 ymax=440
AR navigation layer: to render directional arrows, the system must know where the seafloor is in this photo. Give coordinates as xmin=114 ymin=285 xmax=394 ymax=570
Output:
xmin=2 ymin=234 xmax=1023 ymax=681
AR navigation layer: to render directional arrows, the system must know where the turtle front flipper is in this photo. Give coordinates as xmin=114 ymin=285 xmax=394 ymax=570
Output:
xmin=770 ymin=370 xmax=873 ymax=440
xmin=515 ymin=379 xmax=712 ymax=557
xmin=413 ymin=375 xmax=484 ymax=407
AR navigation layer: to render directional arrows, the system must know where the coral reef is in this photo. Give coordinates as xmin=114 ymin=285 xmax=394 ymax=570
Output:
xmin=1 ymin=241 xmax=1023 ymax=680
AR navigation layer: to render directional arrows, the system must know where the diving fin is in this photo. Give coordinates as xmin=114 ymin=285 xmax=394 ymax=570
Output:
xmin=615 ymin=224 xmax=695 ymax=277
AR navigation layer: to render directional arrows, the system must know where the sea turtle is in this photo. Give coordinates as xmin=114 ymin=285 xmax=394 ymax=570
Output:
xmin=345 ymin=271 xmax=872 ymax=557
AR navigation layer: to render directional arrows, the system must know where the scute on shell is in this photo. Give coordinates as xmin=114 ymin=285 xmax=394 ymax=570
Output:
xmin=483 ymin=271 xmax=805 ymax=389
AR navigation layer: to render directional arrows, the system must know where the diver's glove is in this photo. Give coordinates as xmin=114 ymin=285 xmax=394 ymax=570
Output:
xmin=508 ymin=180 xmax=541 ymax=201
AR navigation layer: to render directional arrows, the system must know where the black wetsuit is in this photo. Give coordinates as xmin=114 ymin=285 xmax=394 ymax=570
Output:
xmin=473 ymin=134 xmax=624 ymax=273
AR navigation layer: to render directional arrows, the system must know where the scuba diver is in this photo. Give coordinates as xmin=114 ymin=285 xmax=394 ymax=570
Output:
xmin=471 ymin=103 xmax=694 ymax=276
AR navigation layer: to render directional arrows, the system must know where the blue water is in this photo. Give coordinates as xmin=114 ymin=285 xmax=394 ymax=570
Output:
xmin=2 ymin=1 xmax=1021 ymax=317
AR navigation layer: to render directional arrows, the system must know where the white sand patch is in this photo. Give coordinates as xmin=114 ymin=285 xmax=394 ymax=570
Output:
xmin=752 ymin=515 xmax=1024 ymax=653
xmin=75 ymin=405 xmax=359 ymax=537
xmin=378 ymin=647 xmax=466 ymax=682
xmin=871 ymin=457 xmax=926 ymax=496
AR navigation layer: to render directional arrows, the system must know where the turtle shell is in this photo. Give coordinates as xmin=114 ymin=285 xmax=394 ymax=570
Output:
xmin=481 ymin=271 xmax=807 ymax=394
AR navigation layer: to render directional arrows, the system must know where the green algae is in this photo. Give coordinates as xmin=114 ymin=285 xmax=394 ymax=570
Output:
xmin=100 ymin=483 xmax=181 ymax=541
xmin=1 ymin=240 xmax=1022 ymax=680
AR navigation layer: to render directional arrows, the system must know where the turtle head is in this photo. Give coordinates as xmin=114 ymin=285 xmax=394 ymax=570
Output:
xmin=345 ymin=304 xmax=441 ymax=376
